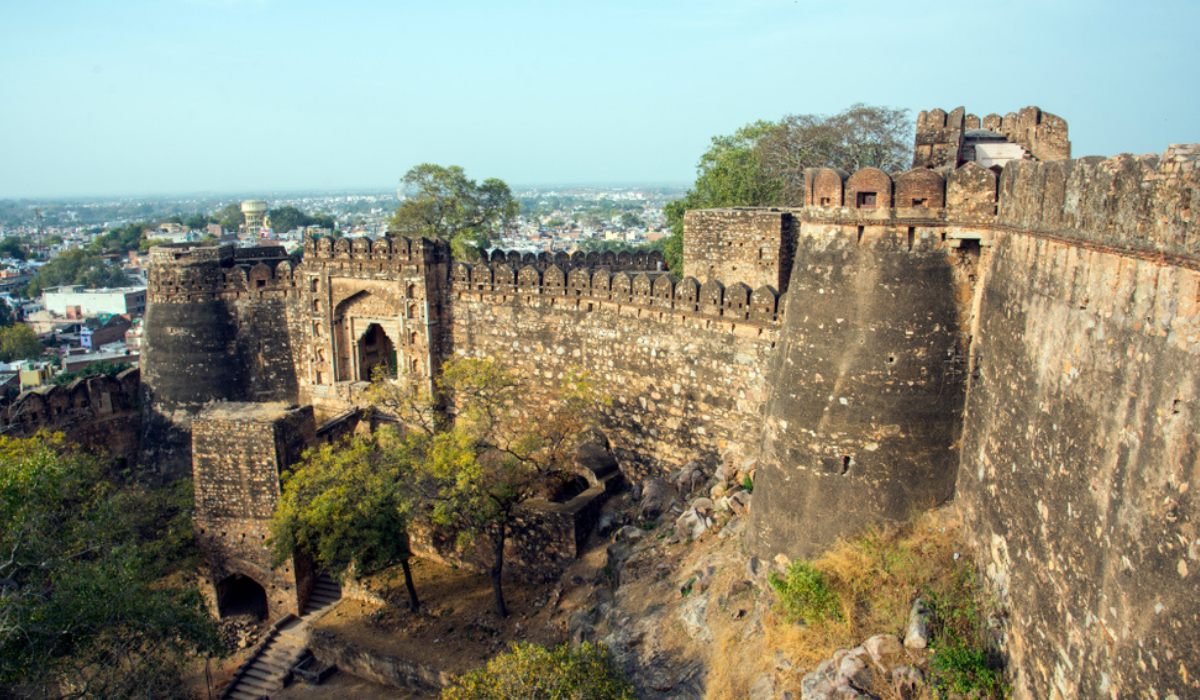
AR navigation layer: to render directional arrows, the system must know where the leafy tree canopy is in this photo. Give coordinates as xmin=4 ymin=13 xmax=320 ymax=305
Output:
xmin=0 ymin=237 xmax=28 ymax=261
xmin=442 ymin=641 xmax=634 ymax=700
xmin=26 ymin=248 xmax=132 ymax=297
xmin=372 ymin=357 xmax=606 ymax=617
xmin=0 ymin=324 xmax=42 ymax=362
xmin=389 ymin=164 xmax=518 ymax=260
xmin=268 ymin=205 xmax=336 ymax=234
xmin=215 ymin=203 xmax=244 ymax=232
xmin=270 ymin=427 xmax=421 ymax=610
xmin=0 ymin=433 xmax=220 ymax=697
xmin=662 ymin=104 xmax=912 ymax=270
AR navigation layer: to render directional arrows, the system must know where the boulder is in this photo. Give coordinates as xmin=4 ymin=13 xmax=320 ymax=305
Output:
xmin=904 ymin=599 xmax=931 ymax=649
xmin=638 ymin=478 xmax=672 ymax=520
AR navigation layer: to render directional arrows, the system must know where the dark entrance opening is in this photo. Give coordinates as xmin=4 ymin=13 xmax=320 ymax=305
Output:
xmin=217 ymin=574 xmax=268 ymax=620
xmin=357 ymin=323 xmax=397 ymax=381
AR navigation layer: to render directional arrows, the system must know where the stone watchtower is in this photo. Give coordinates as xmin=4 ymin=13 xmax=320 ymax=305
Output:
xmin=912 ymin=105 xmax=1070 ymax=170
xmin=192 ymin=402 xmax=316 ymax=621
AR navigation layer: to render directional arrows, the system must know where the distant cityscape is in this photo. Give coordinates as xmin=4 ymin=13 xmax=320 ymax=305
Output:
xmin=0 ymin=185 xmax=682 ymax=396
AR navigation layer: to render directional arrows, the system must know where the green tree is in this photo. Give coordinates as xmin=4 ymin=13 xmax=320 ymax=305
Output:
xmin=86 ymin=222 xmax=147 ymax=255
xmin=0 ymin=433 xmax=220 ymax=697
xmin=0 ymin=324 xmax=42 ymax=362
xmin=0 ymin=237 xmax=27 ymax=261
xmin=0 ymin=300 xmax=12 ymax=328
xmin=26 ymin=248 xmax=132 ymax=297
xmin=662 ymin=105 xmax=911 ymax=270
xmin=390 ymin=358 xmax=605 ymax=617
xmin=390 ymin=164 xmax=518 ymax=260
xmin=215 ymin=202 xmax=244 ymax=232
xmin=268 ymin=205 xmax=336 ymax=234
xmin=183 ymin=212 xmax=212 ymax=230
xmin=442 ymin=642 xmax=634 ymax=700
xmin=269 ymin=429 xmax=422 ymax=611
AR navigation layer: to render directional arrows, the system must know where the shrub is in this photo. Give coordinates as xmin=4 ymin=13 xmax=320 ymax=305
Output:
xmin=926 ymin=566 xmax=1008 ymax=698
xmin=441 ymin=641 xmax=634 ymax=700
xmin=768 ymin=561 xmax=841 ymax=624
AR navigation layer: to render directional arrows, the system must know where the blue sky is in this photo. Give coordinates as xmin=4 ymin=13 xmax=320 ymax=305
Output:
xmin=1 ymin=0 xmax=1197 ymax=198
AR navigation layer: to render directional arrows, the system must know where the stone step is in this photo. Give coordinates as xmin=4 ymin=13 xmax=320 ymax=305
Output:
xmin=228 ymin=690 xmax=262 ymax=700
xmin=236 ymin=679 xmax=275 ymax=696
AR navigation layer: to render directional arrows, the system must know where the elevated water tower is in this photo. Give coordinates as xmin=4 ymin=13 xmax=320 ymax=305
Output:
xmin=240 ymin=200 xmax=269 ymax=235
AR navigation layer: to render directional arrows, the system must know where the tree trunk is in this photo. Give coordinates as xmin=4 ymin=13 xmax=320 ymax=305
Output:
xmin=490 ymin=522 xmax=509 ymax=618
xmin=400 ymin=556 xmax=420 ymax=612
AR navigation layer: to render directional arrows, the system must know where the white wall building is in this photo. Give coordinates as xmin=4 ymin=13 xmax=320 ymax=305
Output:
xmin=42 ymin=285 xmax=147 ymax=318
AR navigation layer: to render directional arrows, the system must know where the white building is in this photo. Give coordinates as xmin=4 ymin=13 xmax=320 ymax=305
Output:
xmin=42 ymin=285 xmax=147 ymax=318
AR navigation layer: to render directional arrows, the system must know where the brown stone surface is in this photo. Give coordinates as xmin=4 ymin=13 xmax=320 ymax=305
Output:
xmin=192 ymin=402 xmax=316 ymax=621
xmin=132 ymin=120 xmax=1200 ymax=699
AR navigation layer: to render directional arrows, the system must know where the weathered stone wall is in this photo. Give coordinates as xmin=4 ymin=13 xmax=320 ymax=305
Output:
xmin=997 ymin=144 xmax=1199 ymax=259
xmin=682 ymin=208 xmax=795 ymax=292
xmin=952 ymin=151 xmax=1200 ymax=697
xmin=0 ymin=368 xmax=141 ymax=466
xmin=192 ymin=402 xmax=316 ymax=620
xmin=913 ymin=105 xmax=1070 ymax=169
xmin=448 ymin=263 xmax=778 ymax=479
xmin=749 ymin=221 xmax=973 ymax=558
xmin=141 ymin=244 xmax=302 ymax=477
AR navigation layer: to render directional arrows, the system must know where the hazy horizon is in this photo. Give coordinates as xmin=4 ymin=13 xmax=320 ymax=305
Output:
xmin=3 ymin=0 xmax=1198 ymax=199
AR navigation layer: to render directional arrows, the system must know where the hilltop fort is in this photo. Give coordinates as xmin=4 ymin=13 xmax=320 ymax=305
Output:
xmin=94 ymin=106 xmax=1199 ymax=697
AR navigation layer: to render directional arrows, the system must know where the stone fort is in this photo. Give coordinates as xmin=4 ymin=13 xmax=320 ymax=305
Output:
xmin=136 ymin=106 xmax=1199 ymax=698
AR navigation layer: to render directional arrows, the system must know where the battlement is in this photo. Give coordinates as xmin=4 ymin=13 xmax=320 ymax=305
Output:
xmin=302 ymin=234 xmax=451 ymax=268
xmin=1 ymin=368 xmax=141 ymax=465
xmin=451 ymin=260 xmax=781 ymax=326
xmin=481 ymin=247 xmax=666 ymax=273
xmin=914 ymin=105 xmax=1070 ymax=169
xmin=997 ymin=144 xmax=1200 ymax=259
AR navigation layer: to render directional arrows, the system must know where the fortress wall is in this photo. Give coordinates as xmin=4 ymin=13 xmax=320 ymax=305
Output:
xmin=749 ymin=221 xmax=972 ymax=557
xmin=997 ymin=145 xmax=1200 ymax=260
xmin=0 ymin=368 xmax=141 ymax=466
xmin=956 ymin=230 xmax=1200 ymax=698
xmin=447 ymin=264 xmax=778 ymax=479
xmin=141 ymin=247 xmax=302 ymax=477
xmin=192 ymin=403 xmax=316 ymax=620
xmin=683 ymin=209 xmax=796 ymax=292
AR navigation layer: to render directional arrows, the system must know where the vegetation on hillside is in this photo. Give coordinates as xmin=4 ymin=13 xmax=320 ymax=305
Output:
xmin=442 ymin=641 xmax=634 ymax=700
xmin=0 ymin=433 xmax=220 ymax=697
xmin=661 ymin=104 xmax=912 ymax=270
xmin=761 ymin=511 xmax=1007 ymax=698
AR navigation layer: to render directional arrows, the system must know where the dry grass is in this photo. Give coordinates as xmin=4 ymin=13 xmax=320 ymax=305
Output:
xmin=706 ymin=507 xmax=971 ymax=699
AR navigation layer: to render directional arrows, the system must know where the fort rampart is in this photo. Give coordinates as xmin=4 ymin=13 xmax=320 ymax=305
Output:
xmin=126 ymin=107 xmax=1199 ymax=697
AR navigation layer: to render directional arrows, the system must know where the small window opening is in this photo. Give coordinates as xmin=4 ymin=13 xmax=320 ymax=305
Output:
xmin=886 ymin=355 xmax=896 ymax=364
xmin=856 ymin=226 xmax=864 ymax=244
xmin=907 ymin=227 xmax=915 ymax=251
xmin=856 ymin=191 xmax=877 ymax=208
xmin=841 ymin=456 xmax=852 ymax=475
xmin=820 ymin=196 xmax=833 ymax=206
xmin=1172 ymin=399 xmax=1183 ymax=415
xmin=256 ymin=279 xmax=266 ymax=288
xmin=912 ymin=198 xmax=928 ymax=207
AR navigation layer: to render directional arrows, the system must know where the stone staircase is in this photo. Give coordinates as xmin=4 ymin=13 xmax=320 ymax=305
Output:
xmin=221 ymin=574 xmax=342 ymax=699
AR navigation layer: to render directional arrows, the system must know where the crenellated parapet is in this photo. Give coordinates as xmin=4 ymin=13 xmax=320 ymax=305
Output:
xmin=914 ymin=105 xmax=1070 ymax=169
xmin=481 ymin=247 xmax=667 ymax=273
xmin=302 ymin=234 xmax=451 ymax=270
xmin=997 ymin=144 xmax=1200 ymax=260
xmin=451 ymin=260 xmax=781 ymax=326
xmin=1 ymin=368 xmax=142 ymax=466
xmin=148 ymin=242 xmax=300 ymax=303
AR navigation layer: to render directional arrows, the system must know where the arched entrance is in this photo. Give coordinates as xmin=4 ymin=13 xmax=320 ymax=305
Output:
xmin=357 ymin=323 xmax=397 ymax=381
xmin=216 ymin=573 xmax=268 ymax=620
